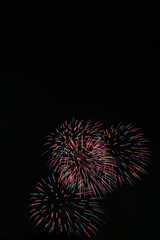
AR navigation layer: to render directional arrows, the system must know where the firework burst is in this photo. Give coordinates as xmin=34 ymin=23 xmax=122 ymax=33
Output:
xmin=103 ymin=122 xmax=151 ymax=185
xmin=44 ymin=118 xmax=117 ymax=196
xmin=28 ymin=174 xmax=105 ymax=238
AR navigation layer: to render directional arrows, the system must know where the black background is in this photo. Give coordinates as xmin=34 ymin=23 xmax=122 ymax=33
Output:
xmin=1 ymin=3 xmax=160 ymax=240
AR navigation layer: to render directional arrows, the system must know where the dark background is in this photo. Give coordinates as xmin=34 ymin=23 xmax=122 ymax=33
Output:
xmin=1 ymin=4 xmax=160 ymax=240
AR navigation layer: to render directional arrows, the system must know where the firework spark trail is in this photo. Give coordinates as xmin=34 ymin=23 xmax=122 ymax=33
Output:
xmin=102 ymin=122 xmax=151 ymax=185
xmin=28 ymin=174 xmax=105 ymax=238
xmin=44 ymin=118 xmax=117 ymax=196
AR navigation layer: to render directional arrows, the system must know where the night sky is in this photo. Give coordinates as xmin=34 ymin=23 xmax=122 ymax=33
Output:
xmin=1 ymin=4 xmax=160 ymax=240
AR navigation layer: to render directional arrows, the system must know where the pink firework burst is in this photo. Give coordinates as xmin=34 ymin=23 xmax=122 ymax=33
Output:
xmin=28 ymin=174 xmax=105 ymax=238
xmin=102 ymin=122 xmax=151 ymax=186
xmin=44 ymin=118 xmax=117 ymax=197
